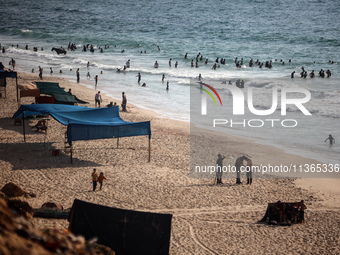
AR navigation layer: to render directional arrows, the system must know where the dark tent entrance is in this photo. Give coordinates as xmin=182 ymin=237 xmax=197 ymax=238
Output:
xmin=12 ymin=104 xmax=152 ymax=163
xmin=68 ymin=199 xmax=172 ymax=255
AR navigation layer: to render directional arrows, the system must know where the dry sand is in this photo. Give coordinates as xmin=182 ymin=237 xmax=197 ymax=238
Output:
xmin=0 ymin=72 xmax=339 ymax=254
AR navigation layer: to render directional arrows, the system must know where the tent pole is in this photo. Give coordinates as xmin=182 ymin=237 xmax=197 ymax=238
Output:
xmin=22 ymin=111 xmax=26 ymax=142
xmin=117 ymin=137 xmax=119 ymax=148
xmin=70 ymin=144 xmax=73 ymax=164
xmin=16 ymin=76 xmax=18 ymax=102
xmin=148 ymin=137 xmax=151 ymax=162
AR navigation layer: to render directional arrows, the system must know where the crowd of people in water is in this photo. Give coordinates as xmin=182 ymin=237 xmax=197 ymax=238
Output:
xmin=291 ymin=66 xmax=332 ymax=79
xmin=0 ymin=42 xmax=336 ymax=93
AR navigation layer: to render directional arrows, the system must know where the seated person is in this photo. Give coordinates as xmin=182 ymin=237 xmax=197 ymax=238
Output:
xmin=32 ymin=119 xmax=47 ymax=132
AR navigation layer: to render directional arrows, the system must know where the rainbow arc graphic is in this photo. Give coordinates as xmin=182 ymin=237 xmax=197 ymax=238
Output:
xmin=199 ymin=83 xmax=223 ymax=115
xmin=199 ymin=83 xmax=223 ymax=106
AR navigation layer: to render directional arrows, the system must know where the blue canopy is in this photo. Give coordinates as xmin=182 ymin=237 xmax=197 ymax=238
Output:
xmin=13 ymin=104 xmax=151 ymax=145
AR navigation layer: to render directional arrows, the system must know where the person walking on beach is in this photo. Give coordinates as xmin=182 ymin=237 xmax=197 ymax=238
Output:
xmin=325 ymin=134 xmax=335 ymax=145
xmin=39 ymin=66 xmax=43 ymax=80
xmin=122 ymin=92 xmax=127 ymax=111
xmin=94 ymin=75 xmax=98 ymax=89
xmin=235 ymin=155 xmax=248 ymax=184
xmin=216 ymin=154 xmax=225 ymax=184
xmin=98 ymin=172 xmax=107 ymax=190
xmin=76 ymin=68 xmax=80 ymax=83
xmin=245 ymin=157 xmax=253 ymax=185
xmin=92 ymin=168 xmax=98 ymax=191
xmin=95 ymin=91 xmax=102 ymax=107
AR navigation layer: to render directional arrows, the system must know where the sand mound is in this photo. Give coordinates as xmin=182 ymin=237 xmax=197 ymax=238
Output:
xmin=1 ymin=182 xmax=26 ymax=197
xmin=0 ymin=196 xmax=114 ymax=255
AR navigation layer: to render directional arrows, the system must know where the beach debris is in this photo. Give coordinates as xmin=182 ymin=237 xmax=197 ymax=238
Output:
xmin=41 ymin=202 xmax=63 ymax=211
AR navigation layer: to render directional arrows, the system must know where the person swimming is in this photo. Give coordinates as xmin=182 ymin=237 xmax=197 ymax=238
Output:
xmin=154 ymin=61 xmax=159 ymax=68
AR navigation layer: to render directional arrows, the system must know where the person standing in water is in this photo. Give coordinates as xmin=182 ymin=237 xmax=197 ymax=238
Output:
xmin=136 ymin=72 xmax=141 ymax=83
xmin=122 ymin=92 xmax=127 ymax=111
xmin=94 ymin=75 xmax=98 ymax=89
xmin=325 ymin=134 xmax=335 ymax=145
xmin=76 ymin=68 xmax=80 ymax=83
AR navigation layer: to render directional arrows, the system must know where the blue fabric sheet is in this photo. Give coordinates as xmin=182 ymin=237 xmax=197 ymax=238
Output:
xmin=12 ymin=104 xmax=151 ymax=144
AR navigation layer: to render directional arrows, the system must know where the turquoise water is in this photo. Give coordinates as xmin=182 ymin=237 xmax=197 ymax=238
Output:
xmin=0 ymin=0 xmax=339 ymax=163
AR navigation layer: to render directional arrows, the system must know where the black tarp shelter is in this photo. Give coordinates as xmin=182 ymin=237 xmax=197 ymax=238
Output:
xmin=68 ymin=199 xmax=172 ymax=255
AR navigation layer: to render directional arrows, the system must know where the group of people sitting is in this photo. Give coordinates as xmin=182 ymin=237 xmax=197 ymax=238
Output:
xmin=31 ymin=119 xmax=47 ymax=132
xmin=267 ymin=200 xmax=307 ymax=225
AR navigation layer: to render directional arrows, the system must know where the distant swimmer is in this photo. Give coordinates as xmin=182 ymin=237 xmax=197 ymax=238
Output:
xmin=228 ymin=80 xmax=232 ymax=85
xmin=166 ymin=81 xmax=169 ymax=90
xmin=121 ymin=49 xmax=125 ymax=53
xmin=240 ymin=80 xmax=245 ymax=88
xmin=169 ymin=58 xmax=172 ymax=67
xmin=175 ymin=61 xmax=178 ymax=68
xmin=198 ymin=74 xmax=202 ymax=81
xmin=154 ymin=61 xmax=159 ymax=68
xmin=162 ymin=74 xmax=165 ymax=82
xmin=50 ymin=67 xmax=53 ymax=74
xmin=142 ymin=83 xmax=146 ymax=87
xmin=326 ymin=69 xmax=331 ymax=77
xmin=291 ymin=71 xmax=295 ymax=78
xmin=325 ymin=134 xmax=335 ymax=145
xmin=184 ymin=53 xmax=188 ymax=59
xmin=87 ymin=72 xmax=91 ymax=78
xmin=157 ymin=45 xmax=160 ymax=51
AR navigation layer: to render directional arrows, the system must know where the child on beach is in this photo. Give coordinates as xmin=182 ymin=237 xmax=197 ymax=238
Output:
xmin=92 ymin=168 xmax=98 ymax=191
xmin=98 ymin=172 xmax=107 ymax=190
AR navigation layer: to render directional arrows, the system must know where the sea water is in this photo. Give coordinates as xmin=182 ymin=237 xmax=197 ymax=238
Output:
xmin=0 ymin=0 xmax=339 ymax=164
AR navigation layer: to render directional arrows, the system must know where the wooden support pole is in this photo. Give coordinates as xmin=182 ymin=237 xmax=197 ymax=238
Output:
xmin=117 ymin=137 xmax=119 ymax=148
xmin=16 ymin=76 xmax=18 ymax=102
xmin=148 ymin=137 xmax=151 ymax=163
xmin=22 ymin=111 xmax=26 ymax=142
xmin=70 ymin=144 xmax=73 ymax=164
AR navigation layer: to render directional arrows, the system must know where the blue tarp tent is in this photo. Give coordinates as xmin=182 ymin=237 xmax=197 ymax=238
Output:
xmin=13 ymin=104 xmax=151 ymax=162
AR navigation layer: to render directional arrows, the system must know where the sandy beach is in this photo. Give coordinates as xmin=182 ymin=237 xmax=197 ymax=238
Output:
xmin=1 ymin=72 xmax=339 ymax=254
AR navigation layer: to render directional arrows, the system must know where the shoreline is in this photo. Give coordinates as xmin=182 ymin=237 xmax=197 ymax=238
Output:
xmin=1 ymin=70 xmax=340 ymax=254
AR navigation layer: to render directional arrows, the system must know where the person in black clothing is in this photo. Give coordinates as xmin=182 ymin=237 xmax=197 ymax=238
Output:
xmin=216 ymin=154 xmax=225 ymax=184
xmin=235 ymin=155 xmax=249 ymax=184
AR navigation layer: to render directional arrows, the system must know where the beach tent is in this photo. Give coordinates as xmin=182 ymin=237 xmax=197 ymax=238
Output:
xmin=12 ymin=104 xmax=151 ymax=162
xmin=0 ymin=70 xmax=17 ymax=99
xmin=35 ymin=82 xmax=88 ymax=105
xmin=68 ymin=199 xmax=172 ymax=255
